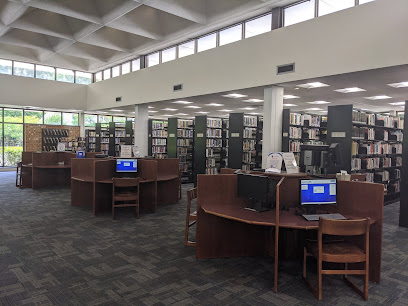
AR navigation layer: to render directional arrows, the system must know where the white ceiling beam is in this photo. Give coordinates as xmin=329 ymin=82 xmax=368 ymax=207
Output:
xmin=144 ymin=0 xmax=206 ymax=24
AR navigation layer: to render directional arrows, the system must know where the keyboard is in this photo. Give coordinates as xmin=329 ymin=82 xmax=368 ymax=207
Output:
xmin=302 ymin=213 xmax=347 ymax=221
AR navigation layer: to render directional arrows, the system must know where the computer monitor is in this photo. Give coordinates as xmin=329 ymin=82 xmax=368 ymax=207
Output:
xmin=237 ymin=174 xmax=277 ymax=212
xmin=300 ymin=179 xmax=337 ymax=206
xmin=76 ymin=151 xmax=85 ymax=158
xmin=116 ymin=159 xmax=137 ymax=173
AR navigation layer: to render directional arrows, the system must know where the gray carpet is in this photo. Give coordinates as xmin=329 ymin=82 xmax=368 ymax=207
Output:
xmin=1 ymin=171 xmax=408 ymax=305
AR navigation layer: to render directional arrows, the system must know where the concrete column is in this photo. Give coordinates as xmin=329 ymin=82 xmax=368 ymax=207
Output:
xmin=78 ymin=112 xmax=85 ymax=137
xmin=262 ymin=86 xmax=284 ymax=168
xmin=134 ymin=104 xmax=148 ymax=157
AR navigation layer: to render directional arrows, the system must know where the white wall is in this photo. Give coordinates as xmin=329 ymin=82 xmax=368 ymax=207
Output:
xmin=0 ymin=74 xmax=87 ymax=110
xmin=87 ymin=0 xmax=408 ymax=110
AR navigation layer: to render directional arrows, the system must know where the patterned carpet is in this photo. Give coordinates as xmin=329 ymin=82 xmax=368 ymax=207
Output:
xmin=1 ymin=171 xmax=408 ymax=305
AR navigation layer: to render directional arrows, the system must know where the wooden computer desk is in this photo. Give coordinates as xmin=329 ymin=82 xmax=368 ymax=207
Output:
xmin=155 ymin=158 xmax=180 ymax=205
xmin=196 ymin=174 xmax=383 ymax=293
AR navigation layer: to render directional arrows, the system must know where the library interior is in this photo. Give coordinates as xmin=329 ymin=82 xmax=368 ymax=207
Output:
xmin=1 ymin=0 xmax=408 ymax=305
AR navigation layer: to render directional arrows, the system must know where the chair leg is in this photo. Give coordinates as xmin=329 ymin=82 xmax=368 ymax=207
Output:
xmin=364 ymin=260 xmax=369 ymax=300
xmin=303 ymin=247 xmax=307 ymax=279
xmin=136 ymin=202 xmax=139 ymax=218
xmin=318 ymin=260 xmax=322 ymax=301
xmin=112 ymin=204 xmax=115 ymax=219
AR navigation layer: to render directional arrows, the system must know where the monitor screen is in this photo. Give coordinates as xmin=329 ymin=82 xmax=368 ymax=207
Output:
xmin=300 ymin=179 xmax=336 ymax=205
xmin=116 ymin=159 xmax=137 ymax=173
xmin=77 ymin=151 xmax=85 ymax=158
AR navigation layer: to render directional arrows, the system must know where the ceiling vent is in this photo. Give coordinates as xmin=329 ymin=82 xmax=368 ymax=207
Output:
xmin=116 ymin=97 xmax=122 ymax=102
xmin=277 ymin=63 xmax=295 ymax=75
xmin=173 ymin=84 xmax=183 ymax=92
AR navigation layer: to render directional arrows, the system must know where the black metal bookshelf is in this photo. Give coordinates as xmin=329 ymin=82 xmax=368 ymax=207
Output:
xmin=148 ymin=119 xmax=168 ymax=158
xmin=85 ymin=129 xmax=96 ymax=152
xmin=41 ymin=128 xmax=68 ymax=151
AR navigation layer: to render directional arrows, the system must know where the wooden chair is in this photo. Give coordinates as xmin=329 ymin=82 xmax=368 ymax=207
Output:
xmin=303 ymin=218 xmax=371 ymax=301
xmin=112 ymin=178 xmax=140 ymax=219
xmin=16 ymin=162 xmax=22 ymax=187
xmin=179 ymin=170 xmax=182 ymax=199
xmin=184 ymin=187 xmax=197 ymax=246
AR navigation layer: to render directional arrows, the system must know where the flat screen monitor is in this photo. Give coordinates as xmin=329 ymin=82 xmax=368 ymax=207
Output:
xmin=300 ymin=179 xmax=336 ymax=205
xmin=237 ymin=174 xmax=277 ymax=211
xmin=77 ymin=151 xmax=85 ymax=158
xmin=116 ymin=159 xmax=137 ymax=173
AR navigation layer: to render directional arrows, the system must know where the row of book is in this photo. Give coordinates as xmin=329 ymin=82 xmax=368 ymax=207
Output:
xmin=88 ymin=131 xmax=96 ymax=137
xmin=206 ymin=148 xmax=221 ymax=157
xmin=152 ymin=121 xmax=167 ymax=129
xmin=207 ymin=118 xmax=222 ymax=128
xmin=177 ymin=129 xmax=193 ymax=138
xmin=152 ymin=139 xmax=166 ymax=145
xmin=153 ymin=153 xmax=167 ymax=159
xmin=243 ymin=128 xmax=257 ymax=139
xmin=243 ymin=139 xmax=256 ymax=151
xmin=289 ymin=140 xmax=301 ymax=152
xmin=115 ymin=130 xmax=126 ymax=137
xmin=179 ymin=155 xmax=192 ymax=163
xmin=101 ymin=139 xmax=109 ymax=144
xmin=206 ymin=158 xmax=218 ymax=167
xmin=152 ymin=130 xmax=167 ymax=137
xmin=152 ymin=146 xmax=166 ymax=153
xmin=290 ymin=113 xmax=321 ymax=127
xmin=205 ymin=168 xmax=218 ymax=174
xmin=179 ymin=163 xmax=191 ymax=172
xmin=243 ymin=116 xmax=257 ymax=127
xmin=289 ymin=126 xmax=302 ymax=139
xmin=377 ymin=114 xmax=404 ymax=129
xmin=101 ymin=144 xmax=109 ymax=151
xmin=177 ymin=147 xmax=189 ymax=155
xmin=177 ymin=139 xmax=193 ymax=147
xmin=352 ymin=156 xmax=402 ymax=171
xmin=352 ymin=111 xmax=376 ymax=125
xmin=207 ymin=129 xmax=222 ymax=138
xmin=242 ymin=151 xmax=256 ymax=163
xmin=88 ymin=137 xmax=96 ymax=143
xmin=206 ymin=139 xmax=222 ymax=147
xmin=351 ymin=141 xmax=403 ymax=155
xmin=177 ymin=120 xmax=193 ymax=129
xmin=303 ymin=128 xmax=320 ymax=140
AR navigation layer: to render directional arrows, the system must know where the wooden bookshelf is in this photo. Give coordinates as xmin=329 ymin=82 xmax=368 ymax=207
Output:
xmin=148 ymin=119 xmax=168 ymax=158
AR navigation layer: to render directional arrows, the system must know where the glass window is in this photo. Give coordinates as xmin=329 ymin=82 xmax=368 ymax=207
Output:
xmin=84 ymin=114 xmax=97 ymax=127
xmin=62 ymin=113 xmax=78 ymax=126
xmin=24 ymin=110 xmax=43 ymax=124
xmin=4 ymin=123 xmax=23 ymax=166
xmin=103 ymin=69 xmax=111 ymax=80
xmin=56 ymin=68 xmax=74 ymax=83
xmin=359 ymin=0 xmax=375 ymax=3
xmin=112 ymin=65 xmax=120 ymax=77
xmin=4 ymin=108 xmax=23 ymax=123
xmin=197 ymin=33 xmax=217 ymax=53
xmin=220 ymin=24 xmax=242 ymax=46
xmin=319 ymin=0 xmax=355 ymax=16
xmin=147 ymin=52 xmax=160 ymax=67
xmin=0 ymin=59 xmax=12 ymax=75
xmin=0 ymin=124 xmax=2 ymax=166
xmin=98 ymin=115 xmax=112 ymax=123
xmin=113 ymin=116 xmax=126 ymax=123
xmin=36 ymin=65 xmax=55 ymax=80
xmin=284 ymin=0 xmax=315 ymax=27
xmin=76 ymin=71 xmax=92 ymax=84
xmin=162 ymin=47 xmax=176 ymax=63
xmin=126 ymin=117 xmax=135 ymax=122
xmin=0 ymin=108 xmax=2 ymax=121
xmin=245 ymin=14 xmax=272 ymax=38
xmin=95 ymin=72 xmax=102 ymax=82
xmin=122 ymin=62 xmax=131 ymax=75
xmin=44 ymin=111 xmax=61 ymax=125
xmin=14 ymin=61 xmax=34 ymax=78
xmin=179 ymin=40 xmax=195 ymax=58
xmin=132 ymin=58 xmax=140 ymax=71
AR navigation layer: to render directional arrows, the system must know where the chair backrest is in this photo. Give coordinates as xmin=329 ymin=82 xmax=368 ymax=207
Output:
xmin=319 ymin=218 xmax=371 ymax=236
xmin=187 ymin=187 xmax=197 ymax=205
xmin=113 ymin=177 xmax=139 ymax=188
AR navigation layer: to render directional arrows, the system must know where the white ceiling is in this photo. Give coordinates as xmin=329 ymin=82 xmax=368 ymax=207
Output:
xmin=102 ymin=65 xmax=408 ymax=119
xmin=0 ymin=0 xmax=294 ymax=72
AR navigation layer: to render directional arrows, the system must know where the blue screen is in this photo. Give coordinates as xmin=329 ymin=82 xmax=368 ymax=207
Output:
xmin=300 ymin=179 xmax=336 ymax=205
xmin=116 ymin=159 xmax=137 ymax=173
xmin=77 ymin=151 xmax=85 ymax=158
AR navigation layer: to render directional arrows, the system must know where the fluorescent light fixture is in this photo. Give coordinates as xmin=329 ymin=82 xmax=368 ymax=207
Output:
xmin=25 ymin=106 xmax=41 ymax=109
xmin=96 ymin=111 xmax=108 ymax=114
xmin=283 ymin=95 xmax=300 ymax=99
xmin=388 ymin=82 xmax=408 ymax=88
xmin=334 ymin=87 xmax=366 ymax=93
xmin=109 ymin=109 xmax=123 ymax=112
xmin=389 ymin=101 xmax=405 ymax=106
xmin=172 ymin=100 xmax=193 ymax=104
xmin=243 ymin=99 xmax=263 ymax=103
xmin=364 ymin=95 xmax=392 ymax=100
xmin=206 ymin=103 xmax=224 ymax=107
xmin=162 ymin=114 xmax=174 ymax=117
xmin=148 ymin=110 xmax=158 ymax=113
xmin=219 ymin=109 xmax=233 ymax=112
xmin=306 ymin=101 xmax=331 ymax=104
xmin=305 ymin=108 xmax=323 ymax=111
xmin=196 ymin=111 xmax=209 ymax=114
xmin=249 ymin=112 xmax=261 ymax=115
xmin=240 ymin=107 xmax=256 ymax=110
xmin=185 ymin=105 xmax=201 ymax=109
xmin=162 ymin=108 xmax=178 ymax=111
xmin=176 ymin=113 xmax=188 ymax=116
xmin=222 ymin=93 xmax=248 ymax=98
xmin=297 ymin=82 xmax=330 ymax=89
xmin=283 ymin=104 xmax=297 ymax=107
xmin=148 ymin=106 xmax=154 ymax=109
xmin=320 ymin=111 xmax=328 ymax=114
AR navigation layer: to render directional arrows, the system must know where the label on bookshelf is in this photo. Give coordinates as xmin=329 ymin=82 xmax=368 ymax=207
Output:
xmin=96 ymin=134 xmax=100 ymax=137
xmin=110 ymin=135 xmax=114 ymax=137
xmin=283 ymin=132 xmax=288 ymax=137
xmin=126 ymin=134 xmax=130 ymax=137
xmin=331 ymin=132 xmax=346 ymax=138
xmin=169 ymin=133 xmax=175 ymax=137
xmin=231 ymin=133 xmax=240 ymax=138
xmin=197 ymin=133 xmax=204 ymax=138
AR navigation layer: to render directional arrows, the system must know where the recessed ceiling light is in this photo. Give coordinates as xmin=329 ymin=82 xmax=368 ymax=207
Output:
xmin=206 ymin=103 xmax=224 ymax=107
xmin=305 ymin=108 xmax=323 ymax=111
xmin=162 ymin=108 xmax=178 ymax=111
xmin=96 ymin=111 xmax=108 ymax=114
xmin=389 ymin=102 xmax=405 ymax=106
xmin=334 ymin=87 xmax=366 ymax=93
xmin=240 ymin=107 xmax=256 ymax=110
xmin=222 ymin=93 xmax=248 ymax=98
xmin=243 ymin=99 xmax=263 ymax=103
xmin=176 ymin=113 xmax=188 ymax=115
xmin=320 ymin=111 xmax=328 ymax=114
xmin=185 ymin=105 xmax=201 ymax=109
xmin=249 ymin=112 xmax=261 ymax=115
xmin=148 ymin=106 xmax=154 ymax=109
xmin=172 ymin=100 xmax=193 ymax=104
xmin=162 ymin=114 xmax=174 ymax=117
xmin=25 ymin=106 xmax=41 ymax=109
xmin=364 ymin=95 xmax=392 ymax=100
xmin=388 ymin=82 xmax=408 ymax=88
xmin=110 ymin=109 xmax=123 ymax=112
xmin=219 ymin=109 xmax=233 ymax=112
xmin=283 ymin=104 xmax=297 ymax=107
xmin=148 ymin=110 xmax=158 ymax=113
xmin=306 ymin=101 xmax=331 ymax=104
xmin=283 ymin=95 xmax=300 ymax=99
xmin=297 ymin=82 xmax=330 ymax=89
xmin=196 ymin=111 xmax=209 ymax=114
